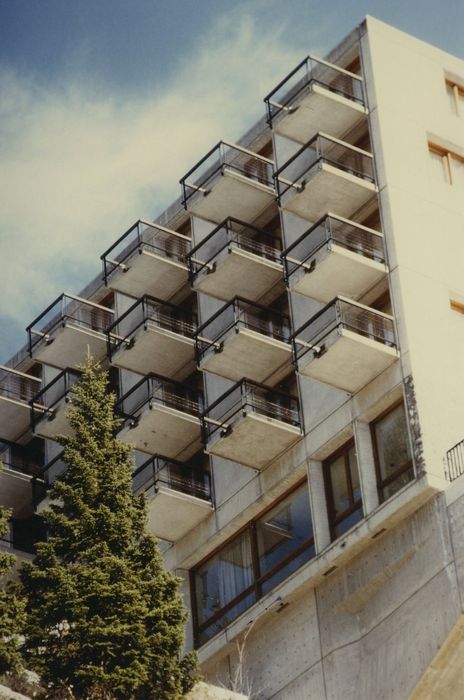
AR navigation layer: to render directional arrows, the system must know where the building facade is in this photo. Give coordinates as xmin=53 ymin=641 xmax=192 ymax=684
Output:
xmin=1 ymin=16 xmax=464 ymax=699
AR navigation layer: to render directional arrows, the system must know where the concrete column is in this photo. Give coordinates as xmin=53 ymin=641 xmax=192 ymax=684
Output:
xmin=353 ymin=419 xmax=379 ymax=515
xmin=176 ymin=568 xmax=194 ymax=652
xmin=307 ymin=459 xmax=331 ymax=553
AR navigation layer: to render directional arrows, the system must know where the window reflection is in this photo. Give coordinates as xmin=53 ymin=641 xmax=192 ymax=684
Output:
xmin=371 ymin=402 xmax=414 ymax=502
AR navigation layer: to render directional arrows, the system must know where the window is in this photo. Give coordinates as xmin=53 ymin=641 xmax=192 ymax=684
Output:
xmin=446 ymin=79 xmax=464 ymax=117
xmin=371 ymin=402 xmax=414 ymax=502
xmin=191 ymin=482 xmax=314 ymax=647
xmin=324 ymin=440 xmax=363 ymax=540
xmin=429 ymin=143 xmax=464 ymax=186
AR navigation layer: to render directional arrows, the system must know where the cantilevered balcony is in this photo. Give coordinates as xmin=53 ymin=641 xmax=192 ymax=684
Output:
xmin=293 ymin=297 xmax=399 ymax=393
xmin=1 ymin=515 xmax=46 ymax=559
xmin=201 ymin=379 xmax=302 ymax=470
xmin=108 ymin=296 xmax=197 ymax=380
xmin=31 ymin=369 xmax=81 ymax=439
xmin=275 ymin=134 xmax=377 ymax=221
xmin=31 ymin=452 xmax=66 ymax=512
xmin=0 ymin=366 xmax=46 ymax=441
xmin=264 ymin=55 xmax=367 ymax=143
xmin=0 ymin=441 xmax=43 ymax=513
xmin=101 ymin=219 xmax=190 ymax=299
xmin=180 ymin=141 xmax=275 ymax=223
xmin=27 ymin=293 xmax=113 ymax=368
xmin=115 ymin=374 xmax=203 ymax=460
xmin=196 ymin=298 xmax=292 ymax=385
xmin=187 ymin=218 xmax=283 ymax=302
xmin=282 ymin=214 xmax=387 ymax=302
xmin=132 ymin=455 xmax=213 ymax=541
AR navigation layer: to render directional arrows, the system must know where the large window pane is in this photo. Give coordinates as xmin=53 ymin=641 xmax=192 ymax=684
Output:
xmin=256 ymin=484 xmax=314 ymax=593
xmin=324 ymin=442 xmax=363 ymax=540
xmin=194 ymin=529 xmax=253 ymax=629
xmin=373 ymin=403 xmax=414 ymax=501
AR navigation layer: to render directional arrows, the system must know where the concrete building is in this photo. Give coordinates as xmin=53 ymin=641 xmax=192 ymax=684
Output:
xmin=1 ymin=15 xmax=464 ymax=699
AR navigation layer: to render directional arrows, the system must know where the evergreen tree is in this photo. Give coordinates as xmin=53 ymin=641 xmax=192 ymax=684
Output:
xmin=0 ymin=464 xmax=26 ymax=677
xmin=20 ymin=358 xmax=198 ymax=700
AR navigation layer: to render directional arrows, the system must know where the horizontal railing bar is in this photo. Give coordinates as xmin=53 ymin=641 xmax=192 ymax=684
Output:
xmin=221 ymin=140 xmax=274 ymax=165
xmin=0 ymin=365 xmax=42 ymax=382
xmin=309 ymin=54 xmax=364 ymax=81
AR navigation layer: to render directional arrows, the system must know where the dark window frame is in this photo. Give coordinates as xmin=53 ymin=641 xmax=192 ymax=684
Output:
xmin=190 ymin=478 xmax=314 ymax=648
xmin=323 ymin=439 xmax=363 ymax=540
xmin=370 ymin=399 xmax=414 ymax=503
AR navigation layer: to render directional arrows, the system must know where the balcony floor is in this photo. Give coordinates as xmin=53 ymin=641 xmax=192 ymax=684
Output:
xmin=194 ymin=248 xmax=283 ymax=303
xmin=281 ymin=163 xmax=377 ymax=222
xmin=299 ymin=329 xmax=399 ymax=393
xmin=288 ymin=244 xmax=387 ymax=302
xmin=274 ymin=85 xmax=367 ymax=144
xmin=0 ymin=398 xmax=35 ymax=442
xmin=187 ymin=170 xmax=275 ymax=223
xmin=34 ymin=404 xmax=72 ymax=439
xmin=0 ymin=467 xmax=33 ymax=515
xmin=200 ymin=328 xmax=292 ymax=385
xmin=112 ymin=325 xmax=195 ymax=381
xmin=118 ymin=404 xmax=201 ymax=460
xmin=33 ymin=324 xmax=107 ymax=368
xmin=207 ymin=412 xmax=301 ymax=470
xmin=146 ymin=486 xmax=212 ymax=542
xmin=108 ymin=251 xmax=188 ymax=299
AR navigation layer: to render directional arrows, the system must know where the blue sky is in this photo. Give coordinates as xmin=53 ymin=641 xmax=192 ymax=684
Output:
xmin=1 ymin=0 xmax=463 ymax=362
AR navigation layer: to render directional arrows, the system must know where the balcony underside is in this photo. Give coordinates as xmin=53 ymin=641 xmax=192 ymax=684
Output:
xmin=281 ymin=163 xmax=377 ymax=222
xmin=274 ymin=85 xmax=367 ymax=143
xmin=32 ymin=324 xmax=107 ymax=368
xmin=299 ymin=329 xmax=399 ymax=393
xmin=118 ymin=404 xmax=201 ymax=460
xmin=107 ymin=251 xmax=188 ymax=300
xmin=207 ymin=412 xmax=301 ymax=470
xmin=146 ymin=486 xmax=212 ymax=542
xmin=0 ymin=468 xmax=32 ymax=514
xmin=0 ymin=398 xmax=35 ymax=442
xmin=288 ymin=244 xmax=387 ymax=303
xmin=33 ymin=404 xmax=72 ymax=439
xmin=112 ymin=325 xmax=195 ymax=381
xmin=187 ymin=170 xmax=275 ymax=223
xmin=200 ymin=329 xmax=292 ymax=385
xmin=193 ymin=248 xmax=282 ymax=303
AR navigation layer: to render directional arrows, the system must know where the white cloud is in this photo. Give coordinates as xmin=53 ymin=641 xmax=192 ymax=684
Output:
xmin=0 ymin=9 xmax=307 ymax=358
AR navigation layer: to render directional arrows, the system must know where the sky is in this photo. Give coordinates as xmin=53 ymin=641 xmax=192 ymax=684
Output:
xmin=1 ymin=0 xmax=463 ymax=362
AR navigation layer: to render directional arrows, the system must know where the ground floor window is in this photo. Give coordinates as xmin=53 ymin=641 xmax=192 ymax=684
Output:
xmin=191 ymin=481 xmax=314 ymax=647
xmin=371 ymin=401 xmax=414 ymax=502
xmin=323 ymin=440 xmax=363 ymax=540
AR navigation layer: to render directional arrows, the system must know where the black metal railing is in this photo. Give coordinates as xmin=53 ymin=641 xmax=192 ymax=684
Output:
xmin=180 ymin=141 xmax=274 ymax=210
xmin=31 ymin=452 xmax=67 ymax=508
xmin=264 ymin=54 xmax=365 ymax=128
xmin=26 ymin=293 xmax=114 ymax=356
xmin=282 ymin=214 xmax=385 ymax=284
xmin=101 ymin=219 xmax=191 ymax=286
xmin=132 ymin=455 xmax=212 ymax=502
xmin=107 ymin=295 xmax=197 ymax=358
xmin=115 ymin=373 xmax=203 ymax=426
xmin=187 ymin=217 xmax=282 ymax=288
xmin=274 ymin=133 xmax=375 ymax=204
xmin=0 ymin=364 xmax=43 ymax=405
xmin=201 ymin=378 xmax=301 ymax=445
xmin=292 ymin=298 xmax=396 ymax=364
xmin=30 ymin=369 xmax=81 ymax=431
xmin=196 ymin=297 xmax=291 ymax=364
xmin=445 ymin=439 xmax=464 ymax=482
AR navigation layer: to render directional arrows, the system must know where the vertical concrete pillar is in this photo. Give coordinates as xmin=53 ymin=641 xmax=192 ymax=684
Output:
xmin=353 ymin=420 xmax=379 ymax=515
xmin=307 ymin=459 xmax=331 ymax=552
xmin=176 ymin=568 xmax=194 ymax=652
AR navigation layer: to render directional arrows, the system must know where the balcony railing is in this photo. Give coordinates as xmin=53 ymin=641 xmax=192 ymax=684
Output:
xmin=133 ymin=455 xmax=212 ymax=502
xmin=30 ymin=368 xmax=81 ymax=432
xmin=180 ymin=141 xmax=274 ymax=211
xmin=31 ymin=452 xmax=66 ymax=508
xmin=201 ymin=378 xmax=301 ymax=445
xmin=274 ymin=133 xmax=375 ymax=203
xmin=282 ymin=214 xmax=385 ymax=281
xmin=27 ymin=293 xmax=114 ymax=356
xmin=115 ymin=374 xmax=203 ymax=425
xmin=108 ymin=295 xmax=197 ymax=358
xmin=0 ymin=365 xmax=42 ymax=405
xmin=293 ymin=297 xmax=396 ymax=360
xmin=1 ymin=516 xmax=46 ymax=555
xmin=101 ymin=219 xmax=191 ymax=286
xmin=264 ymin=54 xmax=365 ymax=128
xmin=196 ymin=297 xmax=291 ymax=363
xmin=445 ymin=439 xmax=464 ymax=482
